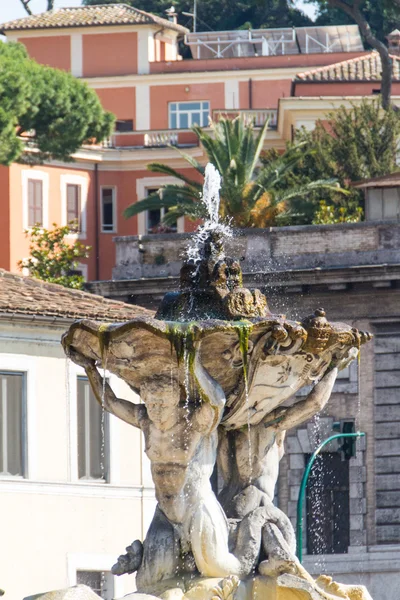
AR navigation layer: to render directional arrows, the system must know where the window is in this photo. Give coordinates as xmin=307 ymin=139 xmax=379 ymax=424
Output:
xmin=76 ymin=571 xmax=114 ymax=599
xmin=77 ymin=377 xmax=109 ymax=481
xmin=67 ymin=184 xmax=81 ymax=232
xmin=0 ymin=372 xmax=26 ymax=477
xmin=306 ymin=452 xmax=350 ymax=554
xmin=169 ymin=101 xmax=210 ymax=129
xmin=61 ymin=175 xmax=87 ymax=237
xmin=115 ymin=119 xmax=134 ymax=132
xmin=145 ymin=188 xmax=176 ymax=233
xmin=101 ymin=187 xmax=116 ymax=233
xmin=28 ymin=179 xmax=43 ymax=227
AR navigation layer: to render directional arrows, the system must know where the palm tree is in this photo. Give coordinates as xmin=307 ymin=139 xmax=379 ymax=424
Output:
xmin=124 ymin=116 xmax=342 ymax=228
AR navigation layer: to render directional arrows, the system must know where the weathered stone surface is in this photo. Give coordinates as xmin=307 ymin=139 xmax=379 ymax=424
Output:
xmin=375 ymin=371 xmax=400 ymax=388
xmin=375 ymin=354 xmax=400 ymax=371
xmin=377 ymin=491 xmax=400 ymax=508
xmin=376 ymin=456 xmax=400 ymax=474
xmin=375 ymin=388 xmax=400 ymax=405
xmin=375 ymin=439 xmax=400 ymax=456
xmin=110 ymin=223 xmax=400 ymax=283
xmin=376 ymin=525 xmax=400 ymax=543
xmin=376 ymin=474 xmax=400 ymax=491
xmin=24 ymin=585 xmax=101 ymax=600
xmin=375 ymin=405 xmax=400 ymax=422
xmin=376 ymin=508 xmax=400 ymax=524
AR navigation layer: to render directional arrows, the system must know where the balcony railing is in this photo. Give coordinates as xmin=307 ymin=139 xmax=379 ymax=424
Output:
xmin=144 ymin=131 xmax=179 ymax=147
xmin=101 ymin=129 xmax=199 ymax=149
xmin=213 ymin=109 xmax=278 ymax=129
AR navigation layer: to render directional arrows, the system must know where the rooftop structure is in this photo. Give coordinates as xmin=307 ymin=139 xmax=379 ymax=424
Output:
xmin=185 ymin=25 xmax=363 ymax=60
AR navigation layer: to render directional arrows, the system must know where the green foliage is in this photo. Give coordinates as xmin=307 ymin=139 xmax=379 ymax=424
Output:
xmin=313 ymin=200 xmax=363 ymax=224
xmin=266 ymin=98 xmax=400 ymax=223
xmin=297 ymin=99 xmax=400 ymax=181
xmin=306 ymin=1 xmax=400 ymax=43
xmin=18 ymin=223 xmax=91 ymax=289
xmin=82 ymin=0 xmax=313 ymax=31
xmin=124 ymin=116 xmax=342 ymax=228
xmin=0 ymin=42 xmax=114 ymax=165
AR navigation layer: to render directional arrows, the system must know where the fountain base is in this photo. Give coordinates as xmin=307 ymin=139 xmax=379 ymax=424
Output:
xmin=121 ymin=572 xmax=372 ymax=600
xmin=23 ymin=570 xmax=373 ymax=600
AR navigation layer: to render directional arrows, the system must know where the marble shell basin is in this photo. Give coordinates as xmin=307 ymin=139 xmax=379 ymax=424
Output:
xmin=62 ymin=313 xmax=368 ymax=430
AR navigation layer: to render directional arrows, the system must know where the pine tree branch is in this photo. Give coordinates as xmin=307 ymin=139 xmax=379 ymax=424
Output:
xmin=327 ymin=0 xmax=392 ymax=109
xmin=19 ymin=0 xmax=33 ymax=15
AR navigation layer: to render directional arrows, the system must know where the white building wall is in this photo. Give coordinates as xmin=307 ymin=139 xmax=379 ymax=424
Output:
xmin=0 ymin=321 xmax=156 ymax=600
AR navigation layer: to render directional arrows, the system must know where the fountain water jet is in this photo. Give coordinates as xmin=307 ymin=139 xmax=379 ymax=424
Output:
xmin=61 ymin=164 xmax=374 ymax=600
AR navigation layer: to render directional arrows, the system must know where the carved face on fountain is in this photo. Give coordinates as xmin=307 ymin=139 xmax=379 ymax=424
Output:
xmin=141 ymin=376 xmax=180 ymax=429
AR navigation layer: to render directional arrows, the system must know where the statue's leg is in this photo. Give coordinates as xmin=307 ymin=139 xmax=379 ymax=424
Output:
xmin=228 ymin=484 xmax=266 ymax=519
xmin=190 ymin=492 xmax=260 ymax=579
xmin=258 ymin=521 xmax=299 ymax=577
xmin=136 ymin=506 xmax=180 ymax=592
xmin=259 ymin=498 xmax=296 ymax=555
xmin=190 ymin=494 xmax=268 ymax=579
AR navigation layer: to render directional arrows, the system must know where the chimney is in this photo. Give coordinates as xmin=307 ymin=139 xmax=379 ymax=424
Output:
xmin=387 ymin=29 xmax=400 ymax=56
xmin=165 ymin=6 xmax=178 ymax=25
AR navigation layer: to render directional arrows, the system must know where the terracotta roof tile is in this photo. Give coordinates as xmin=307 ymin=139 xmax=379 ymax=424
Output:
xmin=0 ymin=270 xmax=153 ymax=322
xmin=0 ymin=4 xmax=188 ymax=34
xmin=296 ymin=51 xmax=400 ymax=82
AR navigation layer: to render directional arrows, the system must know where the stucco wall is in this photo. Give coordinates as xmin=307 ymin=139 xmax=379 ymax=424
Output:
xmin=0 ymin=321 xmax=155 ymax=599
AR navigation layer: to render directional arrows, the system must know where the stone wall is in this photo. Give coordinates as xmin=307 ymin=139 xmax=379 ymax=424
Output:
xmin=112 ymin=221 xmax=400 ymax=280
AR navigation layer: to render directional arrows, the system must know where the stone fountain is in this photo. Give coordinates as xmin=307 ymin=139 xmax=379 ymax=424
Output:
xmin=61 ymin=165 xmax=373 ymax=600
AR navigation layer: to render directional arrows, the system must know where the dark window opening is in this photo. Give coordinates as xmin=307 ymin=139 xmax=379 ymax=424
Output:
xmin=101 ymin=188 xmax=115 ymax=232
xmin=115 ymin=119 xmax=134 ymax=132
xmin=306 ymin=451 xmax=350 ymax=555
xmin=146 ymin=188 xmax=177 ymax=234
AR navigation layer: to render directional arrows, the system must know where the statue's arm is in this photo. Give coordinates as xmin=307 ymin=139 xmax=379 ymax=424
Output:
xmin=68 ymin=349 xmax=145 ymax=429
xmin=85 ymin=364 xmax=145 ymax=428
xmin=264 ymin=367 xmax=338 ymax=432
xmin=193 ymin=349 xmax=226 ymax=431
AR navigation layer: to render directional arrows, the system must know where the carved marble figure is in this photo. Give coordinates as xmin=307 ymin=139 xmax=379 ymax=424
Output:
xmin=68 ymin=345 xmax=275 ymax=592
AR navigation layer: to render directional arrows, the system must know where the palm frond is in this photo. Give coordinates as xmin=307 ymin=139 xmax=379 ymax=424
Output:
xmin=147 ymin=162 xmax=202 ymax=190
xmin=123 ymin=185 xmax=201 ymax=219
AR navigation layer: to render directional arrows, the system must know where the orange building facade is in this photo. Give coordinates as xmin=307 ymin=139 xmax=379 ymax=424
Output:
xmin=1 ymin=4 xmax=399 ymax=281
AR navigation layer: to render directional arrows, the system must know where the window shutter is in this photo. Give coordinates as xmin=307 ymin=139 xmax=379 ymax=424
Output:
xmin=28 ymin=179 xmax=43 ymax=227
xmin=67 ymin=184 xmax=81 ymax=231
xmin=0 ymin=372 xmax=25 ymax=476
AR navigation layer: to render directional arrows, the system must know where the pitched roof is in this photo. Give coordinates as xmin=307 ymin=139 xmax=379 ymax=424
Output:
xmin=0 ymin=4 xmax=188 ymax=34
xmin=296 ymin=51 xmax=400 ymax=82
xmin=352 ymin=172 xmax=400 ymax=189
xmin=0 ymin=270 xmax=153 ymax=322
